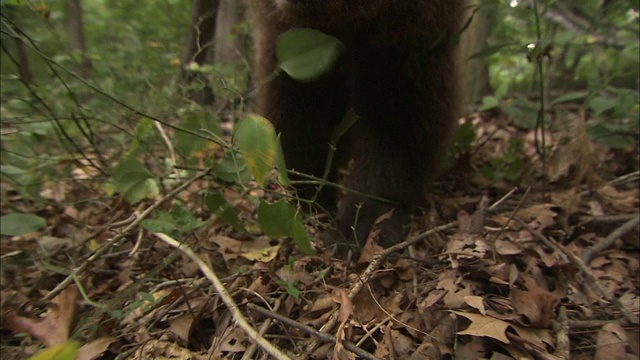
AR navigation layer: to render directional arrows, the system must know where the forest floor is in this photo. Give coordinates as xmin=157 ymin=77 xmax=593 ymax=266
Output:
xmin=1 ymin=109 xmax=639 ymax=360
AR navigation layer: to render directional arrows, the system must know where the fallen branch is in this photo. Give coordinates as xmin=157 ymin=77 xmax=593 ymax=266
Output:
xmin=581 ymin=213 xmax=639 ymax=264
xmin=155 ymin=233 xmax=292 ymax=360
xmin=247 ymin=303 xmax=380 ymax=360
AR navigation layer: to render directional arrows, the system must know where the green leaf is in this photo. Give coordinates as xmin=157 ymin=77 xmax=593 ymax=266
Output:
xmin=140 ymin=219 xmax=177 ymax=234
xmin=287 ymin=217 xmax=314 ymax=255
xmin=275 ymin=135 xmax=290 ymax=186
xmin=126 ymin=118 xmax=154 ymax=158
xmin=589 ymin=96 xmax=618 ymax=115
xmin=587 ymin=123 xmax=636 ymax=149
xmin=258 ymin=199 xmax=314 ymax=255
xmin=479 ymin=96 xmax=500 ymax=112
xmin=234 ymin=115 xmax=278 ymax=185
xmin=206 ymin=192 xmax=248 ymax=233
xmin=0 ymin=213 xmax=47 ymax=236
xmin=29 ymin=340 xmax=80 ymax=360
xmin=210 ymin=151 xmax=251 ymax=184
xmin=168 ymin=204 xmax=206 ymax=232
xmin=277 ymin=28 xmax=345 ymax=82
xmin=550 ymin=91 xmax=589 ymax=105
xmin=112 ymin=158 xmax=159 ymax=204
xmin=175 ymin=111 xmax=222 ymax=157
xmin=258 ymin=199 xmax=295 ymax=238
xmin=276 ymin=279 xmax=301 ymax=298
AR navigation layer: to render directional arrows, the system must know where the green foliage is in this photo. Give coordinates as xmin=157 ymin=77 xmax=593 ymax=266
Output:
xmin=141 ymin=205 xmax=206 ymax=239
xmin=209 ymin=150 xmax=252 ymax=184
xmin=482 ymin=138 xmax=526 ymax=182
xmin=206 ymin=192 xmax=247 ymax=234
xmin=481 ymin=0 xmax=639 ymax=145
xmin=276 ymin=28 xmax=345 ymax=82
xmin=258 ymin=199 xmax=314 ymax=255
xmin=175 ymin=111 xmax=222 ymax=158
xmin=233 ymin=114 xmax=280 ymax=185
xmin=28 ymin=340 xmax=80 ymax=360
xmin=0 ymin=213 xmax=47 ymax=236
xmin=276 ymin=279 xmax=301 ymax=299
xmin=111 ymin=157 xmax=159 ymax=204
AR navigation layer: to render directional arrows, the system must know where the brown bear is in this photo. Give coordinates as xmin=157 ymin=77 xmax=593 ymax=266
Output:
xmin=248 ymin=0 xmax=464 ymax=255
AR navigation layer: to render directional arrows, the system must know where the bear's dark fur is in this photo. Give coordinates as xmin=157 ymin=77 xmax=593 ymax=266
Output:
xmin=249 ymin=0 xmax=464 ymax=254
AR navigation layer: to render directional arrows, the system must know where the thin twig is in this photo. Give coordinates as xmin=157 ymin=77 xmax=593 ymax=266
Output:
xmin=553 ymin=306 xmax=570 ymax=359
xmin=515 ymin=217 xmax=639 ymax=324
xmin=301 ymin=221 xmax=457 ymax=357
xmin=152 ymin=120 xmax=180 ymax=180
xmin=242 ymin=295 xmax=286 ymax=360
xmin=247 ymin=303 xmax=380 ymax=360
xmin=581 ymin=213 xmax=639 ymax=264
xmin=44 ymin=170 xmax=209 ymax=301
xmin=155 ymin=233 xmax=292 ymax=360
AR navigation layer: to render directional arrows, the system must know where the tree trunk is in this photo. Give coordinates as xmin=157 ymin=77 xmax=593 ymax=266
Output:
xmin=180 ymin=0 xmax=219 ymax=105
xmin=459 ymin=1 xmax=493 ymax=108
xmin=66 ymin=0 xmax=91 ymax=79
xmin=213 ymin=0 xmax=246 ymax=67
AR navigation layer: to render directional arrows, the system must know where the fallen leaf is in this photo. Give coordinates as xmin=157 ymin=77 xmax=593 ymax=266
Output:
xmin=29 ymin=340 xmax=79 ymax=360
xmin=77 ymin=337 xmax=116 ymax=360
xmin=465 ymin=295 xmax=487 ymax=316
xmin=452 ymin=311 xmax=511 ymax=344
xmin=5 ymin=285 xmax=79 ymax=347
xmin=595 ymin=184 xmax=638 ymax=213
xmin=594 ymin=323 xmax=634 ymax=360
xmin=511 ymin=278 xmax=560 ymax=328
xmin=169 ymin=314 xmax=195 ymax=343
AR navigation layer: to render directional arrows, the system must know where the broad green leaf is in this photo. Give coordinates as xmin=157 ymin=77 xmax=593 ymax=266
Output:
xmin=168 ymin=204 xmax=206 ymax=232
xmin=287 ymin=217 xmax=314 ymax=255
xmin=29 ymin=340 xmax=80 ymax=360
xmin=479 ymin=96 xmax=500 ymax=112
xmin=140 ymin=219 xmax=177 ymax=234
xmin=258 ymin=199 xmax=295 ymax=238
xmin=587 ymin=123 xmax=636 ymax=149
xmin=112 ymin=158 xmax=159 ymax=204
xmin=234 ymin=115 xmax=278 ymax=185
xmin=550 ymin=91 xmax=589 ymax=105
xmin=277 ymin=28 xmax=345 ymax=82
xmin=0 ymin=213 xmax=47 ymax=236
xmin=126 ymin=118 xmax=154 ymax=158
xmin=210 ymin=152 xmax=252 ymax=184
xmin=589 ymin=96 xmax=618 ymax=115
xmin=175 ymin=112 xmax=222 ymax=157
xmin=206 ymin=192 xmax=248 ymax=233
xmin=258 ymin=199 xmax=314 ymax=255
xmin=141 ymin=205 xmax=205 ymax=236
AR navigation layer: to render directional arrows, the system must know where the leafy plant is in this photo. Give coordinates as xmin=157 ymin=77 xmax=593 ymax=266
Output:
xmin=0 ymin=213 xmax=47 ymax=236
xmin=482 ymin=138 xmax=526 ymax=182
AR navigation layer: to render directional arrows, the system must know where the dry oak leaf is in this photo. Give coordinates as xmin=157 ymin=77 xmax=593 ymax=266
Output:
xmin=594 ymin=323 xmax=636 ymax=360
xmin=76 ymin=337 xmax=117 ymax=360
xmin=511 ymin=278 xmax=560 ymax=328
xmin=464 ymin=295 xmax=487 ymax=316
xmin=452 ymin=311 xmax=511 ymax=344
xmin=4 ymin=285 xmax=79 ymax=347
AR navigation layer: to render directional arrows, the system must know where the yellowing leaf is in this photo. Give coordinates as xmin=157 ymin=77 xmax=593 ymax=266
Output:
xmin=29 ymin=340 xmax=80 ymax=360
xmin=234 ymin=115 xmax=278 ymax=185
xmin=241 ymin=245 xmax=280 ymax=262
